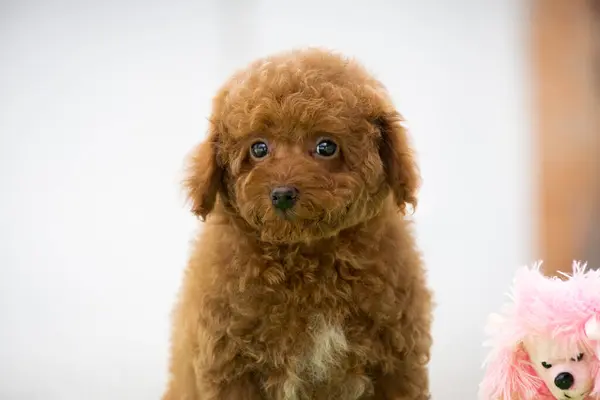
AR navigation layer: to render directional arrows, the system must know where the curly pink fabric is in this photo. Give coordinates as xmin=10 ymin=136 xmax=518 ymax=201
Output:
xmin=479 ymin=262 xmax=600 ymax=400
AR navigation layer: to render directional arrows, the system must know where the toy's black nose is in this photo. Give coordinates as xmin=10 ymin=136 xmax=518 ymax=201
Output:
xmin=554 ymin=372 xmax=574 ymax=390
xmin=270 ymin=186 xmax=298 ymax=211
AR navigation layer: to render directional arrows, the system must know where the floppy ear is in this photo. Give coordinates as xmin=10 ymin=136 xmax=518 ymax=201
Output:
xmin=182 ymin=128 xmax=223 ymax=221
xmin=376 ymin=112 xmax=420 ymax=213
xmin=479 ymin=342 xmax=542 ymax=400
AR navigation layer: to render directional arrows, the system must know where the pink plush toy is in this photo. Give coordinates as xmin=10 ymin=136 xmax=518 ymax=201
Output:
xmin=479 ymin=261 xmax=600 ymax=400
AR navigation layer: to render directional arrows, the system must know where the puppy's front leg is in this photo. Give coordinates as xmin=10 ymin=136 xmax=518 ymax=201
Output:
xmin=208 ymin=373 xmax=263 ymax=400
xmin=371 ymin=340 xmax=431 ymax=400
xmin=194 ymin=344 xmax=264 ymax=399
xmin=164 ymin=327 xmax=263 ymax=400
xmin=165 ymin=372 xmax=261 ymax=400
xmin=371 ymin=284 xmax=432 ymax=399
xmin=371 ymin=360 xmax=430 ymax=400
xmin=163 ymin=284 xmax=264 ymax=399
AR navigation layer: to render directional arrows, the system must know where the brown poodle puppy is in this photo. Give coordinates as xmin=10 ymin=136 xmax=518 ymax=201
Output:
xmin=163 ymin=48 xmax=433 ymax=400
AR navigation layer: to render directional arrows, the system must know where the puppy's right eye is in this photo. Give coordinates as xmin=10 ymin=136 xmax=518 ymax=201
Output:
xmin=541 ymin=361 xmax=552 ymax=369
xmin=250 ymin=141 xmax=269 ymax=159
xmin=315 ymin=138 xmax=338 ymax=158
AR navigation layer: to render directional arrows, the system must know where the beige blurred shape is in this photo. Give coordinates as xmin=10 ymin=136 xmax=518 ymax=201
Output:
xmin=531 ymin=0 xmax=600 ymax=275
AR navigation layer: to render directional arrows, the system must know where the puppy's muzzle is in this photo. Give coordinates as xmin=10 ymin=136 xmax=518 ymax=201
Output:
xmin=270 ymin=186 xmax=298 ymax=211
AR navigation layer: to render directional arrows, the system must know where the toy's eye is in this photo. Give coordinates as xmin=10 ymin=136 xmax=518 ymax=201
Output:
xmin=250 ymin=141 xmax=269 ymax=159
xmin=541 ymin=361 xmax=552 ymax=369
xmin=572 ymin=353 xmax=584 ymax=362
xmin=315 ymin=139 xmax=338 ymax=158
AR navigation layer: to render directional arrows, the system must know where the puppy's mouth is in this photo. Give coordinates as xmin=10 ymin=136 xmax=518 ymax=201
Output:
xmin=271 ymin=201 xmax=351 ymax=223
xmin=236 ymin=183 xmax=360 ymax=243
xmin=274 ymin=208 xmax=294 ymax=221
xmin=273 ymin=208 xmax=327 ymax=225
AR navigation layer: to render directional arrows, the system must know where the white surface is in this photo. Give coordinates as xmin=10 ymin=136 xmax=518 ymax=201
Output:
xmin=0 ymin=0 xmax=532 ymax=399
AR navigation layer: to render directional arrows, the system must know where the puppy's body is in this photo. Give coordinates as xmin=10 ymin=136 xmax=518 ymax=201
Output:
xmin=163 ymin=49 xmax=432 ymax=400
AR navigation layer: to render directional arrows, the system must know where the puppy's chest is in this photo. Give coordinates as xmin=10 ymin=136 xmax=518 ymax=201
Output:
xmin=233 ymin=259 xmax=372 ymax=396
xmin=241 ymin=305 xmax=352 ymax=370
xmin=278 ymin=315 xmax=356 ymax=399
xmin=233 ymin=289 xmax=355 ymax=384
xmin=297 ymin=315 xmax=349 ymax=377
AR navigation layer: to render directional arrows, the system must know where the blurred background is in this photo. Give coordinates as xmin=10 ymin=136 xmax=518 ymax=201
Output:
xmin=0 ymin=0 xmax=598 ymax=399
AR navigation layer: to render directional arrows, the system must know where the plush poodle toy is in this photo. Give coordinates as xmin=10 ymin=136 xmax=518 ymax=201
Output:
xmin=479 ymin=261 xmax=600 ymax=400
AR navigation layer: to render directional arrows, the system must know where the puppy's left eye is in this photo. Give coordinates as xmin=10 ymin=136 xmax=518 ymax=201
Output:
xmin=572 ymin=353 xmax=585 ymax=362
xmin=315 ymin=139 xmax=338 ymax=158
xmin=250 ymin=141 xmax=269 ymax=159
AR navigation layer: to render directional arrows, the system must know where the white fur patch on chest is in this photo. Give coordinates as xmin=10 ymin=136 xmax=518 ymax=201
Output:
xmin=282 ymin=316 xmax=349 ymax=400
xmin=305 ymin=319 xmax=348 ymax=381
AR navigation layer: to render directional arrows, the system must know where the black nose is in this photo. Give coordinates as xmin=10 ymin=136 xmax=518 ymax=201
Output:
xmin=270 ymin=186 xmax=298 ymax=210
xmin=554 ymin=372 xmax=574 ymax=390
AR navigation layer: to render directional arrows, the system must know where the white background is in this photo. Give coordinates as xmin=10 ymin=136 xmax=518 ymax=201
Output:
xmin=0 ymin=0 xmax=533 ymax=398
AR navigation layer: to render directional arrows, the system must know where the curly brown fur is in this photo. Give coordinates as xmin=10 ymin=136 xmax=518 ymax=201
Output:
xmin=163 ymin=48 xmax=433 ymax=400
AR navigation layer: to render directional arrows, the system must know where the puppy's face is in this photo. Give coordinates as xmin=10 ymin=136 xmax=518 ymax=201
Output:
xmin=224 ymin=123 xmax=384 ymax=243
xmin=184 ymin=49 xmax=419 ymax=243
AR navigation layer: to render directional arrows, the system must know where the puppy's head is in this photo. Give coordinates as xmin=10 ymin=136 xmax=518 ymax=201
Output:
xmin=184 ymin=48 xmax=420 ymax=243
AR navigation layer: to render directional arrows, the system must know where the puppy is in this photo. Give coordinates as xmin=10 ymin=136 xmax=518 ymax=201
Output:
xmin=163 ymin=48 xmax=433 ymax=400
